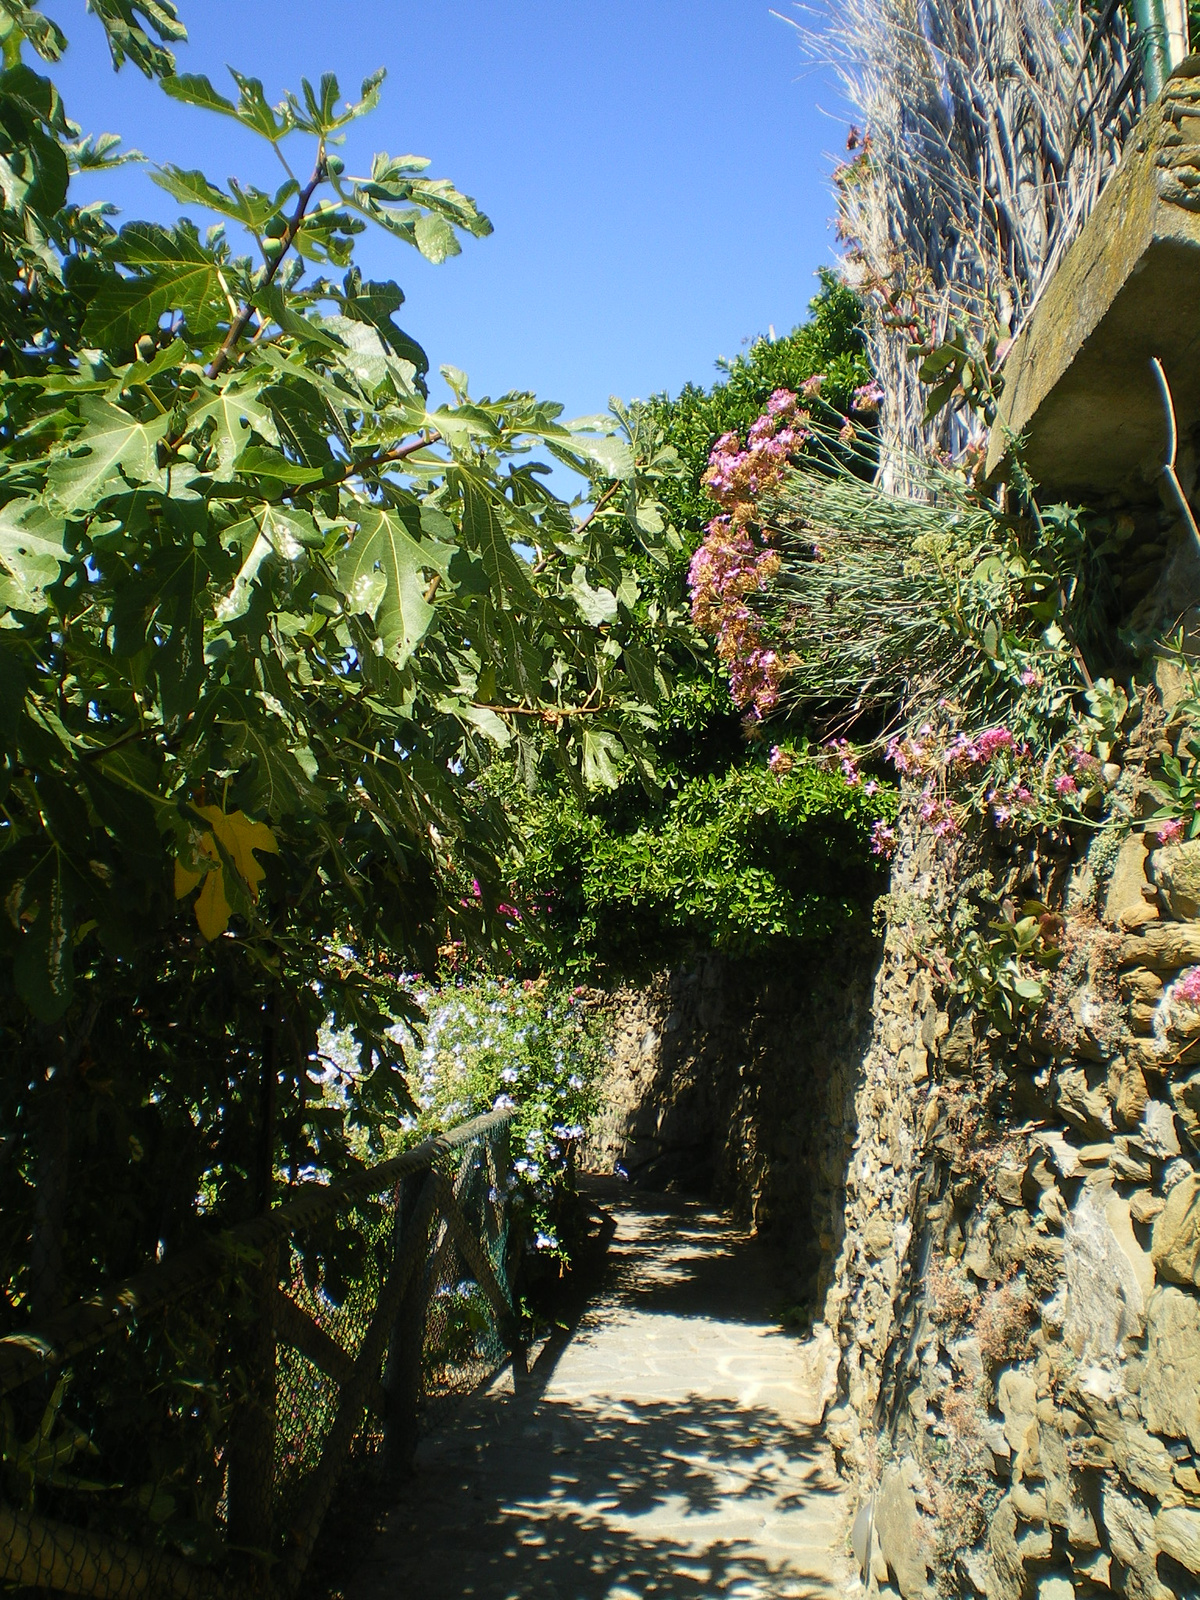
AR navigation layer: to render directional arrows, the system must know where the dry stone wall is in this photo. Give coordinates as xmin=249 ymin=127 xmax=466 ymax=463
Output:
xmin=586 ymin=939 xmax=876 ymax=1307
xmin=824 ymin=699 xmax=1200 ymax=1600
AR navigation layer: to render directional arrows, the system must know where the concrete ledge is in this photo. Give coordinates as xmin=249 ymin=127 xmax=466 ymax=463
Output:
xmin=986 ymin=56 xmax=1200 ymax=502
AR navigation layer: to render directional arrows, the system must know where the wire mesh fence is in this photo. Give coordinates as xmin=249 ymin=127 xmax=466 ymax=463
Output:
xmin=0 ymin=1109 xmax=520 ymax=1598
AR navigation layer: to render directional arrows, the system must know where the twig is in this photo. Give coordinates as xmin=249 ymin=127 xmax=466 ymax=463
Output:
xmin=470 ymin=702 xmax=606 ymax=722
xmin=206 ymin=160 xmax=327 ymax=381
xmin=1151 ymin=357 xmax=1200 ymax=554
xmin=571 ymin=480 xmax=621 ymax=539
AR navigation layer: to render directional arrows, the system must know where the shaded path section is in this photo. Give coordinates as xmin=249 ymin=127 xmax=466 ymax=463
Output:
xmin=346 ymin=1186 xmax=853 ymax=1599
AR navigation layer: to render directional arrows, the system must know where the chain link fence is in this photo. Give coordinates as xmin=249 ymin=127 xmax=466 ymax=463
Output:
xmin=0 ymin=1109 xmax=520 ymax=1598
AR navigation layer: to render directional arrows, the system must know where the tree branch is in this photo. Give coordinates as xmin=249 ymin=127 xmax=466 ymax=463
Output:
xmin=206 ymin=160 xmax=327 ymax=381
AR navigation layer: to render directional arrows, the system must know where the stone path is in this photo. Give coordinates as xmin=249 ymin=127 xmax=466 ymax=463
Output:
xmin=346 ymin=1185 xmax=855 ymax=1600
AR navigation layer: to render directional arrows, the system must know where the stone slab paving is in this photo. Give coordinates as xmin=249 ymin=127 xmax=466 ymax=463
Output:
xmin=346 ymin=1186 xmax=856 ymax=1600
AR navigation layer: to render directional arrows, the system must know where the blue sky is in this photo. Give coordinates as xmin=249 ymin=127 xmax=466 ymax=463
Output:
xmin=46 ymin=0 xmax=846 ymax=419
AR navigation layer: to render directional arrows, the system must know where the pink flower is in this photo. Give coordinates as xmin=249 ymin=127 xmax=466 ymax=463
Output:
xmin=768 ymin=746 xmax=794 ymax=776
xmin=800 ymin=374 xmax=825 ymax=398
xmin=766 ymin=388 xmax=798 ymax=417
xmin=850 ymin=379 xmax=885 ymax=414
xmin=870 ymin=820 xmax=897 ymax=858
xmin=1053 ymin=773 xmax=1077 ymax=795
xmin=975 ymin=727 xmax=1015 ymax=760
xmin=1020 ymin=667 xmax=1043 ymax=688
xmin=1176 ymin=967 xmax=1200 ymax=1007
xmin=1157 ymin=818 xmax=1185 ymax=844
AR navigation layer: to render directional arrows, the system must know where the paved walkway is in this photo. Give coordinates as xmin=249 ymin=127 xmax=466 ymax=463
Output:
xmin=347 ymin=1187 xmax=854 ymax=1600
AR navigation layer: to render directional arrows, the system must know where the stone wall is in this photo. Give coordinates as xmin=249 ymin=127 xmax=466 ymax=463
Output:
xmin=823 ymin=698 xmax=1200 ymax=1599
xmin=585 ymin=937 xmax=877 ymax=1307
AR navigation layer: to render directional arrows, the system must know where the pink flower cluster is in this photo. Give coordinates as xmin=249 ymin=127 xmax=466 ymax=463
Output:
xmin=918 ymin=791 xmax=959 ymax=839
xmin=1176 ymin=967 xmax=1200 ymax=1007
xmin=768 ymin=745 xmax=794 ymax=776
xmin=850 ymin=380 xmax=885 ymax=414
xmin=688 ymin=390 xmax=809 ymax=721
xmin=871 ymin=820 xmax=897 ymax=858
xmin=701 ymin=389 xmax=809 ymax=528
xmin=1156 ymin=818 xmax=1185 ymax=844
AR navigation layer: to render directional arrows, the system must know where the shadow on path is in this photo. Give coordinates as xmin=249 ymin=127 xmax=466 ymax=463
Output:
xmin=344 ymin=1185 xmax=850 ymax=1600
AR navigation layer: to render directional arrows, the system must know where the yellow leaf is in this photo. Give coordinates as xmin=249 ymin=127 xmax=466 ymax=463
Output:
xmin=174 ymin=804 xmax=278 ymax=940
xmin=194 ymin=866 xmax=232 ymax=941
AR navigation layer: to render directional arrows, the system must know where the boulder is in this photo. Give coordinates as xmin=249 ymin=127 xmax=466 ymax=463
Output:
xmin=1143 ymin=1286 xmax=1200 ymax=1451
xmin=1155 ymin=1506 xmax=1200 ymax=1575
xmin=1152 ymin=839 xmax=1200 ymax=920
xmin=1152 ymin=1172 xmax=1200 ymax=1286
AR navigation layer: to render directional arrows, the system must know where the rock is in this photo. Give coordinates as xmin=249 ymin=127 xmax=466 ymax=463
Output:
xmin=874 ymin=1460 xmax=931 ymax=1600
xmin=1036 ymin=1579 xmax=1075 ymax=1600
xmin=1130 ymin=998 xmax=1159 ymax=1031
xmin=1110 ymin=1140 xmax=1154 ymax=1183
xmin=1120 ymin=966 xmax=1166 ymax=1002
xmin=996 ymin=1159 xmax=1025 ymax=1206
xmin=795 ymin=1322 xmax=840 ymax=1426
xmin=1104 ymin=1190 xmax=1156 ymax=1303
xmin=998 ymin=1369 xmax=1038 ymax=1453
xmin=1172 ymin=1070 xmax=1200 ymax=1143
xmin=1152 ymin=839 xmax=1200 ymax=919
xmin=1054 ymin=1065 xmax=1113 ymax=1135
xmin=1130 ymin=1189 xmax=1166 ymax=1225
xmin=988 ymin=1497 xmax=1024 ymax=1600
xmin=1155 ymin=1506 xmax=1200 ymax=1574
xmin=949 ymin=1335 xmax=984 ymax=1387
xmin=1119 ymin=921 xmax=1200 ymax=971
xmin=1120 ymin=1421 xmax=1181 ymax=1502
xmin=1106 ymin=834 xmax=1154 ymax=924
xmin=863 ymin=1215 xmax=893 ymax=1260
xmin=1111 ymin=1059 xmax=1150 ymax=1129
xmin=1136 ymin=1097 xmax=1182 ymax=1159
xmin=1064 ymin=1187 xmax=1148 ymax=1358
xmin=1143 ymin=1286 xmax=1200 ymax=1451
xmin=1072 ymin=1550 xmax=1111 ymax=1588
xmin=1164 ymin=1157 xmax=1196 ymax=1194
xmin=1120 ymin=902 xmax=1160 ymax=931
xmin=1033 ymin=1131 xmax=1081 ymax=1179
xmin=1152 ymin=1173 xmax=1200 ymax=1286
xmin=1099 ymin=1480 xmax=1164 ymax=1600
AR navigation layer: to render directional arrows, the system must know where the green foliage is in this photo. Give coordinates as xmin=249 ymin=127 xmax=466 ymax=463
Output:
xmin=951 ymin=898 xmax=1063 ymax=1036
xmin=1148 ymin=685 xmax=1200 ymax=839
xmin=764 ymin=454 xmax=1123 ymax=735
xmin=0 ymin=0 xmax=674 ymax=1358
xmin=503 ymin=756 xmax=895 ymax=975
xmin=477 ymin=281 xmax=886 ymax=976
xmin=395 ymin=976 xmax=604 ymax=1262
xmin=644 ymin=272 xmax=871 ymax=551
